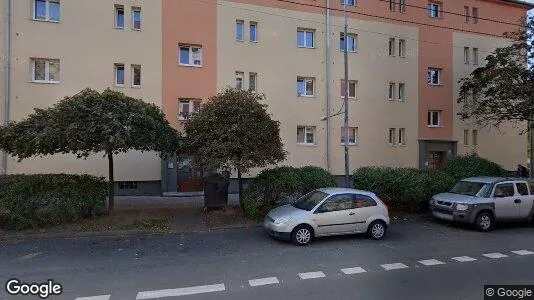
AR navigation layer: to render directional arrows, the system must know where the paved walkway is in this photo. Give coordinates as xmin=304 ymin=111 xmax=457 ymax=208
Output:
xmin=115 ymin=194 xmax=240 ymax=208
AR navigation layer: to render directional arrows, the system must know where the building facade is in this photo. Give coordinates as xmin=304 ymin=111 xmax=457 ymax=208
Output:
xmin=1 ymin=0 xmax=531 ymax=195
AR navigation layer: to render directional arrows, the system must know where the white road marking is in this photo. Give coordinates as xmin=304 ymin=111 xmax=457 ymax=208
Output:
xmin=248 ymin=277 xmax=279 ymax=287
xmin=341 ymin=267 xmax=367 ymax=275
xmin=298 ymin=271 xmax=326 ymax=279
xmin=381 ymin=263 xmax=409 ymax=270
xmin=452 ymin=256 xmax=477 ymax=262
xmin=136 ymin=284 xmax=225 ymax=299
xmin=512 ymin=250 xmax=534 ymax=256
xmin=482 ymin=253 xmax=508 ymax=259
xmin=75 ymin=296 xmax=111 ymax=300
xmin=418 ymin=259 xmax=445 ymax=266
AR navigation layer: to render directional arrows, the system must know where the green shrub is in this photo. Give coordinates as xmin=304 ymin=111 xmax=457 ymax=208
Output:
xmin=353 ymin=167 xmax=456 ymax=212
xmin=0 ymin=174 xmax=107 ymax=230
xmin=440 ymin=153 xmax=508 ymax=181
xmin=243 ymin=166 xmax=337 ymax=221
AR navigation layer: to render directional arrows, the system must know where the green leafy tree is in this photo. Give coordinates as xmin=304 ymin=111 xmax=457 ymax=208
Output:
xmin=184 ymin=88 xmax=287 ymax=210
xmin=0 ymin=88 xmax=181 ymax=213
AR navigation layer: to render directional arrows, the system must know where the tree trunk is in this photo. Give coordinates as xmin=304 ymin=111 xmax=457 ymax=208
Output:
xmin=107 ymin=151 xmax=115 ymax=215
xmin=238 ymin=168 xmax=244 ymax=211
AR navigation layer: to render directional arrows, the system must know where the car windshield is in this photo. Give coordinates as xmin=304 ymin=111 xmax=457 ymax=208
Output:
xmin=292 ymin=191 xmax=328 ymax=211
xmin=450 ymin=181 xmax=489 ymax=196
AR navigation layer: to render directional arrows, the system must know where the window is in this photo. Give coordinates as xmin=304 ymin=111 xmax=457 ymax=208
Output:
xmin=517 ymin=182 xmax=529 ymax=196
xmin=179 ymin=99 xmax=201 ymax=121
xmin=398 ymin=128 xmax=406 ymax=145
xmin=235 ymin=72 xmax=244 ymax=90
xmin=473 ymin=48 xmax=479 ymax=65
xmin=353 ymin=194 xmax=377 ymax=208
xmin=132 ymin=7 xmax=141 ymax=30
xmin=464 ymin=6 xmax=470 ymax=23
xmin=388 ymin=83 xmax=396 ymax=101
xmin=472 ymin=7 xmax=479 ymax=23
xmin=34 ymin=0 xmax=60 ymax=22
xmin=131 ymin=65 xmax=141 ymax=87
xmin=318 ymin=194 xmax=355 ymax=213
xmin=297 ymin=29 xmax=315 ymax=48
xmin=463 ymin=129 xmax=469 ymax=145
xmin=428 ymin=110 xmax=441 ymax=127
xmin=236 ymin=20 xmax=244 ymax=41
xmin=388 ymin=38 xmax=396 ymax=56
xmin=114 ymin=64 xmax=125 ymax=86
xmin=398 ymin=39 xmax=406 ymax=57
xmin=32 ymin=58 xmax=60 ymax=83
xmin=389 ymin=0 xmax=396 ymax=11
xmin=472 ymin=129 xmax=478 ymax=146
xmin=399 ymin=0 xmax=407 ymax=13
xmin=118 ymin=181 xmax=138 ymax=190
xmin=341 ymin=0 xmax=356 ymax=6
xmin=427 ymin=68 xmax=441 ymax=85
xmin=179 ymin=45 xmax=202 ymax=67
xmin=341 ymin=127 xmax=358 ymax=145
xmin=388 ymin=128 xmax=396 ymax=145
xmin=398 ymin=83 xmax=405 ymax=101
xmin=249 ymin=72 xmax=257 ymax=92
xmin=297 ymin=126 xmax=316 ymax=145
xmin=115 ymin=5 xmax=125 ymax=28
xmin=341 ymin=80 xmax=357 ymax=98
xmin=464 ymin=47 xmax=470 ymax=65
xmin=297 ymin=77 xmax=315 ymax=97
xmin=494 ymin=183 xmax=514 ymax=197
xmin=249 ymin=22 xmax=258 ymax=42
xmin=340 ymin=33 xmax=357 ymax=52
xmin=428 ymin=2 xmax=441 ymax=18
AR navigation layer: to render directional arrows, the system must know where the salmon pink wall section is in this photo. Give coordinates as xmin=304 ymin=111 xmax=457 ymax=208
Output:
xmin=162 ymin=0 xmax=218 ymax=130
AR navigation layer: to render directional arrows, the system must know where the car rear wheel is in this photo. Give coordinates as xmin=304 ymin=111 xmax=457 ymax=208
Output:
xmin=475 ymin=211 xmax=494 ymax=232
xmin=367 ymin=220 xmax=387 ymax=240
xmin=291 ymin=225 xmax=313 ymax=246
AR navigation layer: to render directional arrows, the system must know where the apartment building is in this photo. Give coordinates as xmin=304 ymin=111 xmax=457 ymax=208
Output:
xmin=1 ymin=0 xmax=531 ymax=195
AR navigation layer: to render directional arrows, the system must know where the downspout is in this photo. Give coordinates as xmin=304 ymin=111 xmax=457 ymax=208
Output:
xmin=2 ymin=0 xmax=12 ymax=175
xmin=325 ymin=0 xmax=332 ymax=172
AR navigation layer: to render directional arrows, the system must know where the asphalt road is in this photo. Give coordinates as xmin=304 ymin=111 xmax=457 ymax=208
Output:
xmin=1 ymin=219 xmax=534 ymax=300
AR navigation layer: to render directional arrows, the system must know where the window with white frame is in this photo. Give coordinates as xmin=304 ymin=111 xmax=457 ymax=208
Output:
xmin=236 ymin=20 xmax=244 ymax=41
xmin=427 ymin=68 xmax=441 ymax=85
xmin=179 ymin=99 xmax=201 ymax=121
xmin=388 ymin=83 xmax=396 ymax=100
xmin=34 ymin=0 xmax=60 ymax=22
xmin=398 ymin=128 xmax=406 ymax=145
xmin=472 ymin=129 xmax=478 ymax=146
xmin=115 ymin=5 xmax=125 ymax=28
xmin=249 ymin=22 xmax=258 ymax=42
xmin=428 ymin=110 xmax=441 ymax=127
xmin=464 ymin=47 xmax=470 ymax=64
xmin=388 ymin=38 xmax=396 ymax=56
xmin=341 ymin=127 xmax=358 ymax=145
xmin=388 ymin=128 xmax=396 ymax=145
xmin=32 ymin=58 xmax=60 ymax=83
xmin=114 ymin=63 xmax=125 ymax=86
xmin=131 ymin=65 xmax=141 ymax=87
xmin=297 ymin=77 xmax=315 ymax=97
xmin=249 ymin=72 xmax=257 ymax=92
xmin=398 ymin=39 xmax=406 ymax=57
xmin=297 ymin=28 xmax=315 ymax=48
xmin=235 ymin=72 xmax=244 ymax=90
xmin=340 ymin=0 xmax=356 ymax=6
xmin=428 ymin=2 xmax=441 ymax=18
xmin=389 ymin=0 xmax=396 ymax=11
xmin=464 ymin=6 xmax=470 ymax=23
xmin=399 ymin=0 xmax=407 ymax=12
xmin=179 ymin=45 xmax=202 ymax=67
xmin=463 ymin=129 xmax=469 ymax=145
xmin=341 ymin=80 xmax=357 ymax=99
xmin=398 ymin=83 xmax=406 ymax=101
xmin=473 ymin=48 xmax=478 ymax=65
xmin=472 ymin=7 xmax=479 ymax=23
xmin=132 ymin=7 xmax=141 ymax=30
xmin=340 ymin=33 xmax=357 ymax=52
xmin=297 ymin=126 xmax=316 ymax=145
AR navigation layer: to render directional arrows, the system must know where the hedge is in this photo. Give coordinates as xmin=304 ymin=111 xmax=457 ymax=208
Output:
xmin=0 ymin=174 xmax=107 ymax=230
xmin=440 ymin=153 xmax=508 ymax=181
xmin=243 ymin=166 xmax=337 ymax=221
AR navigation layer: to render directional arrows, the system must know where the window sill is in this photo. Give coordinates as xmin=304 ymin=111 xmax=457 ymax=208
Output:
xmin=297 ymin=46 xmax=316 ymax=49
xmin=179 ymin=64 xmax=203 ymax=68
xmin=340 ymin=143 xmax=358 ymax=146
xmin=298 ymin=95 xmax=316 ymax=98
xmin=340 ymin=96 xmax=357 ymax=100
xmin=115 ymin=84 xmax=125 ymax=88
xmin=32 ymin=18 xmax=60 ymax=23
xmin=115 ymin=26 xmax=125 ymax=30
xmin=297 ymin=143 xmax=317 ymax=147
xmin=249 ymin=40 xmax=259 ymax=43
xmin=30 ymin=80 xmax=60 ymax=85
xmin=340 ymin=50 xmax=358 ymax=53
xmin=428 ymin=83 xmax=444 ymax=86
xmin=236 ymin=39 xmax=244 ymax=42
xmin=131 ymin=85 xmax=141 ymax=89
xmin=428 ymin=125 xmax=443 ymax=128
xmin=132 ymin=28 xmax=142 ymax=31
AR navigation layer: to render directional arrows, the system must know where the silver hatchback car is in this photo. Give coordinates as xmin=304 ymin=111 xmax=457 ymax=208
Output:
xmin=264 ymin=188 xmax=390 ymax=245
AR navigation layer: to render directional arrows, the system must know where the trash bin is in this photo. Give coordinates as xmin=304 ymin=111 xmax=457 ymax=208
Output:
xmin=204 ymin=173 xmax=229 ymax=209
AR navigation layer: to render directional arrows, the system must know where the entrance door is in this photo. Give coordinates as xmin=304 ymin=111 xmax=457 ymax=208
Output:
xmin=177 ymin=156 xmax=204 ymax=192
xmin=429 ymin=151 xmax=445 ymax=170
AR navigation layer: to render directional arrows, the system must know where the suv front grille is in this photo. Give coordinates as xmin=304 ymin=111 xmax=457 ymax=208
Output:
xmin=437 ymin=200 xmax=453 ymax=207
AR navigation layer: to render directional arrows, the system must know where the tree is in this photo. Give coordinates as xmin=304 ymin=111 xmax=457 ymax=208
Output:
xmin=0 ymin=88 xmax=181 ymax=213
xmin=184 ymin=88 xmax=287 ymax=210
xmin=457 ymin=17 xmax=534 ymax=176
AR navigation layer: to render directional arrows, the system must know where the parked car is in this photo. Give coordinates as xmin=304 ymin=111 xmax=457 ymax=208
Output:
xmin=264 ymin=188 xmax=390 ymax=245
xmin=429 ymin=177 xmax=534 ymax=231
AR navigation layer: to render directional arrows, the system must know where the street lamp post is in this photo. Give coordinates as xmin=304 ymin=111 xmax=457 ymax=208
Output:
xmin=342 ymin=1 xmax=350 ymax=188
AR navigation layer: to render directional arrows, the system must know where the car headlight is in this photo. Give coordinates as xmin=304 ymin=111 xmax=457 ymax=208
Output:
xmin=274 ymin=217 xmax=292 ymax=225
xmin=456 ymin=204 xmax=469 ymax=211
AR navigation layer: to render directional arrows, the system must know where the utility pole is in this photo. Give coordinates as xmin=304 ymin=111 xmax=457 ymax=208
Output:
xmin=343 ymin=1 xmax=350 ymax=188
xmin=325 ymin=0 xmax=332 ymax=172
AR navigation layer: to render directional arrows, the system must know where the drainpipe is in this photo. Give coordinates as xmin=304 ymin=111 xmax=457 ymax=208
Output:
xmin=325 ymin=0 xmax=332 ymax=172
xmin=2 ymin=0 xmax=12 ymax=175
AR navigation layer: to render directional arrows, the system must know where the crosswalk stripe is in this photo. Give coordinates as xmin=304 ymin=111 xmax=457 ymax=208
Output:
xmin=482 ymin=253 xmax=508 ymax=259
xmin=381 ymin=263 xmax=409 ymax=270
xmin=452 ymin=256 xmax=477 ymax=262
xmin=511 ymin=250 xmax=534 ymax=256
xmin=341 ymin=267 xmax=367 ymax=275
xmin=298 ymin=271 xmax=326 ymax=279
xmin=418 ymin=259 xmax=445 ymax=266
xmin=249 ymin=277 xmax=279 ymax=287
xmin=136 ymin=284 xmax=225 ymax=299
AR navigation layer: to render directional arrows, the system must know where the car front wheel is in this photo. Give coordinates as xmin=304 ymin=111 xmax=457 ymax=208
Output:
xmin=291 ymin=225 xmax=313 ymax=246
xmin=367 ymin=220 xmax=387 ymax=240
xmin=475 ymin=211 xmax=494 ymax=232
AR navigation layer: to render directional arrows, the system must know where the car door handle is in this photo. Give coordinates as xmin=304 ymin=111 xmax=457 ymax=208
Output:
xmin=349 ymin=212 xmax=355 ymax=215
xmin=514 ymin=199 xmax=522 ymax=203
